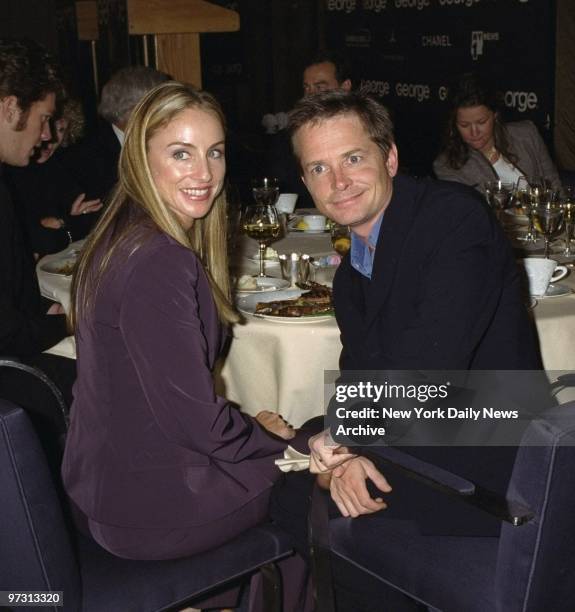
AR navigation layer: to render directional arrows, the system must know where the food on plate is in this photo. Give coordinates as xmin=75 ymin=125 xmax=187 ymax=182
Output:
xmin=236 ymin=275 xmax=258 ymax=291
xmin=54 ymin=262 xmax=75 ymax=276
xmin=296 ymin=219 xmax=309 ymax=230
xmin=255 ymin=282 xmax=333 ymax=317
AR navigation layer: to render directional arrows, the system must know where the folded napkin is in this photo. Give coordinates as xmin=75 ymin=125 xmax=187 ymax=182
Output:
xmin=275 ymin=445 xmax=310 ymax=472
xmin=44 ymin=336 xmax=77 ymax=360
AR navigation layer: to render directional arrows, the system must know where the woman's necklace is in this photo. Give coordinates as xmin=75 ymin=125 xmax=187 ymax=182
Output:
xmin=483 ymin=146 xmax=499 ymax=164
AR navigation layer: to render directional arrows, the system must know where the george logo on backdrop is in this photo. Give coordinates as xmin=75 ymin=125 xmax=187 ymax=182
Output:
xmin=363 ymin=0 xmax=389 ymax=11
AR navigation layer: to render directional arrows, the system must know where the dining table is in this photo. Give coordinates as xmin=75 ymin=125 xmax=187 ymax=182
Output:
xmin=37 ymin=215 xmax=342 ymax=427
xmin=37 ymin=207 xmax=575 ymax=427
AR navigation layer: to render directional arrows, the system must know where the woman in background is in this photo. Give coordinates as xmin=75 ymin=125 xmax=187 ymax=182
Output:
xmin=433 ymin=75 xmax=561 ymax=194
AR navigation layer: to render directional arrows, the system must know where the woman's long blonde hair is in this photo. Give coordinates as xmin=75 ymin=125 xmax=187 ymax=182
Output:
xmin=69 ymin=81 xmax=238 ymax=330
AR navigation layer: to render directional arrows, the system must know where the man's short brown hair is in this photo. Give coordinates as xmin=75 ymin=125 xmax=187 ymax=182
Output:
xmin=288 ymin=90 xmax=395 ymax=161
xmin=0 ymin=39 xmax=63 ymax=117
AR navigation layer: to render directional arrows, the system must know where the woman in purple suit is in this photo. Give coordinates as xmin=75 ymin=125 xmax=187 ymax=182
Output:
xmin=62 ymin=82 xmax=311 ymax=557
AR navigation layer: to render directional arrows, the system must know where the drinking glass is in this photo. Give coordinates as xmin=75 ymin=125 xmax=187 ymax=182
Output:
xmin=531 ymin=201 xmax=564 ymax=258
xmin=251 ymin=177 xmax=280 ymax=207
xmin=513 ymin=176 xmax=545 ymax=243
xmin=484 ymin=180 xmax=513 ymax=222
xmin=330 ymin=223 xmax=351 ymax=256
xmin=242 ymin=204 xmax=281 ymax=277
xmin=560 ymin=186 xmax=575 ymax=257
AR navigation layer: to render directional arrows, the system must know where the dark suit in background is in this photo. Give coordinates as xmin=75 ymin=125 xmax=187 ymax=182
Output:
xmin=59 ymin=120 xmax=121 ymax=203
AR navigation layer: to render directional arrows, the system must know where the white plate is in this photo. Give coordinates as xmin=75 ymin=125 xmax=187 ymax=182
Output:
xmin=40 ymin=258 xmax=76 ymax=276
xmin=237 ymin=288 xmax=334 ymax=323
xmin=534 ymin=283 xmax=572 ymax=299
xmin=236 ymin=277 xmax=290 ymax=294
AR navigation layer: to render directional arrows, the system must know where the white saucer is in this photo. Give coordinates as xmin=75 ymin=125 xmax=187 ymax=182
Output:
xmin=535 ymin=283 xmax=572 ymax=299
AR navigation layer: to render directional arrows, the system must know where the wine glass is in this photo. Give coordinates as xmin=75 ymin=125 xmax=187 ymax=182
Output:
xmin=531 ymin=201 xmax=564 ymax=258
xmin=484 ymin=180 xmax=513 ymax=222
xmin=251 ymin=177 xmax=279 ymax=207
xmin=560 ymin=186 xmax=575 ymax=257
xmin=331 ymin=223 xmax=351 ymax=256
xmin=242 ymin=204 xmax=281 ymax=277
xmin=513 ymin=176 xmax=545 ymax=243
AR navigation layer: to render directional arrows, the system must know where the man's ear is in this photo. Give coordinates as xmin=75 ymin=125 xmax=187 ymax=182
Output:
xmin=340 ymin=79 xmax=352 ymax=92
xmin=386 ymin=144 xmax=399 ymax=177
xmin=0 ymin=96 xmax=21 ymax=126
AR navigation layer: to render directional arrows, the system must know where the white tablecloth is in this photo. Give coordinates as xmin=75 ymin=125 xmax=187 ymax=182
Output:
xmin=37 ymin=228 xmax=575 ymax=426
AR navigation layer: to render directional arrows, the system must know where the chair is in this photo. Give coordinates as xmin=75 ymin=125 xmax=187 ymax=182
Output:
xmin=311 ymin=401 xmax=575 ymax=612
xmin=0 ymin=399 xmax=293 ymax=611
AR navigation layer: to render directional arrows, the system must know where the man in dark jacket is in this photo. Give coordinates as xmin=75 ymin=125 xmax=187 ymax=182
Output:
xmin=0 ymin=38 xmax=73 ymax=468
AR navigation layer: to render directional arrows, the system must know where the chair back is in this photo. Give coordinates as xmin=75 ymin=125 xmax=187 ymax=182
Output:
xmin=0 ymin=400 xmax=81 ymax=610
xmin=496 ymin=401 xmax=575 ymax=611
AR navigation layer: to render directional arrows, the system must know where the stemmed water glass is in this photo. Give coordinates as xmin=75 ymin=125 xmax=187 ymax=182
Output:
xmin=251 ymin=177 xmax=280 ymax=207
xmin=484 ymin=180 xmax=513 ymax=222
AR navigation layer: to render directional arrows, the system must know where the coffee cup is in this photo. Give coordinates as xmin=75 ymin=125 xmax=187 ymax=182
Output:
xmin=522 ymin=258 xmax=568 ymax=296
xmin=303 ymin=214 xmax=326 ymax=231
xmin=276 ymin=193 xmax=298 ymax=214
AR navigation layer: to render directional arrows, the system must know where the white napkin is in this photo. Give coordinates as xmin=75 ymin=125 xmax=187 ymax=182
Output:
xmin=275 ymin=445 xmax=310 ymax=472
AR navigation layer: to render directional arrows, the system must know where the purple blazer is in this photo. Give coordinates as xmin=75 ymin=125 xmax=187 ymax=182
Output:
xmin=62 ymin=231 xmax=300 ymax=529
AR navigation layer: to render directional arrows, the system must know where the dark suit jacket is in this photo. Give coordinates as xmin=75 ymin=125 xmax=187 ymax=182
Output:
xmin=333 ymin=175 xmax=542 ymax=534
xmin=59 ymin=120 xmax=121 ymax=203
xmin=62 ymin=230 xmax=307 ymax=530
xmin=5 ymin=150 xmax=98 ymax=256
xmin=0 ymin=168 xmax=68 ymax=357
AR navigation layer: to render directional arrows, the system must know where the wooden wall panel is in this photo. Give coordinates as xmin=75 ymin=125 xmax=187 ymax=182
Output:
xmin=155 ymin=32 xmax=201 ymax=87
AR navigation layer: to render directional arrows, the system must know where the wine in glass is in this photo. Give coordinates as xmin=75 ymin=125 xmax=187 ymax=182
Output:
xmin=243 ymin=204 xmax=282 ymax=277
xmin=531 ymin=204 xmax=564 ymax=258
xmin=251 ymin=177 xmax=280 ymax=207
xmin=331 ymin=223 xmax=351 ymax=256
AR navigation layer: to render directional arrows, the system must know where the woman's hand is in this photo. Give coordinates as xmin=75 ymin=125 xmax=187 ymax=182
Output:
xmin=330 ymin=456 xmax=391 ymax=518
xmin=255 ymin=410 xmax=295 ymax=440
xmin=308 ymin=428 xmax=356 ymax=473
xmin=69 ymin=193 xmax=103 ymax=217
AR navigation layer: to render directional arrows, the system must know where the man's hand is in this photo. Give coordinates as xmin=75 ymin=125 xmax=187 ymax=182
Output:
xmin=330 ymin=456 xmax=391 ymax=518
xmin=255 ymin=410 xmax=295 ymax=440
xmin=46 ymin=302 xmax=66 ymax=315
xmin=308 ymin=428 xmax=356 ymax=473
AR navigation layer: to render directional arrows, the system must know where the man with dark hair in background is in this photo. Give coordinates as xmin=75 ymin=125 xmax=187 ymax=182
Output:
xmin=0 ymin=38 xmax=72 ymax=472
xmin=269 ymin=50 xmax=355 ymax=208
xmin=302 ymin=50 xmax=353 ymax=97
